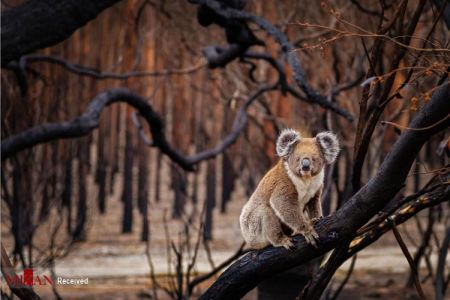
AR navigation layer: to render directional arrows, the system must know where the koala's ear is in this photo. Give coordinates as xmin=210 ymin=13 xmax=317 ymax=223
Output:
xmin=316 ymin=132 xmax=340 ymax=164
xmin=276 ymin=129 xmax=300 ymax=157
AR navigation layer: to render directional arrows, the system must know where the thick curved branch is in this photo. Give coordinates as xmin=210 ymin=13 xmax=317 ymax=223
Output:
xmin=1 ymin=0 xmax=121 ymax=65
xmin=1 ymin=86 xmax=276 ymax=171
xmin=199 ymin=83 xmax=450 ymax=299
xmin=185 ymin=84 xmax=277 ymax=165
xmin=244 ymin=51 xmax=360 ymax=117
xmin=192 ymin=0 xmax=354 ymax=122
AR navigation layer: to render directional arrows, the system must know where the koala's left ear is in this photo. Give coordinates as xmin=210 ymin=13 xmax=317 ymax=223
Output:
xmin=276 ymin=128 xmax=300 ymax=157
xmin=316 ymin=132 xmax=340 ymax=164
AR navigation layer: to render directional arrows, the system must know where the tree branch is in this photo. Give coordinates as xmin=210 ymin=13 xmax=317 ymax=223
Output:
xmin=1 ymin=0 xmax=121 ymax=65
xmin=9 ymin=55 xmax=206 ymax=79
xmin=302 ymin=172 xmax=449 ymax=300
xmin=392 ymin=226 xmax=426 ymax=300
xmin=187 ymin=242 xmax=247 ymax=295
xmin=191 ymin=0 xmax=354 ymax=121
xmin=199 ymin=83 xmax=450 ymax=299
xmin=1 ymin=85 xmax=276 ymax=171
xmin=435 ymin=224 xmax=450 ymax=300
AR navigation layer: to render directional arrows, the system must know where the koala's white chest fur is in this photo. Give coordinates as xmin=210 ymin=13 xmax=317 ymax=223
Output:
xmin=284 ymin=162 xmax=324 ymax=204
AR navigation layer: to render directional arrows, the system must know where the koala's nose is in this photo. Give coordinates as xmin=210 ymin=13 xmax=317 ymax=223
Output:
xmin=302 ymin=158 xmax=311 ymax=170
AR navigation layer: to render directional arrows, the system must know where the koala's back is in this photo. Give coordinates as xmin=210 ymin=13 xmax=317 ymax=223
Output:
xmin=240 ymin=161 xmax=298 ymax=248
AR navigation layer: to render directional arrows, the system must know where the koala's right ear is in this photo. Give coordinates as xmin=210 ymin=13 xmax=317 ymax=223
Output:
xmin=276 ymin=129 xmax=300 ymax=157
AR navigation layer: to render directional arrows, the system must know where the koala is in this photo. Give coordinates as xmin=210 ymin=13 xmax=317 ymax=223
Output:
xmin=239 ymin=129 xmax=339 ymax=249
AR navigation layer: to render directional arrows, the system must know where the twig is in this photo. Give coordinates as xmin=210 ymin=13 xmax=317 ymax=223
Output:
xmin=185 ymin=202 xmax=207 ymax=298
xmin=329 ymin=254 xmax=357 ymax=300
xmin=188 ymin=242 xmax=246 ymax=295
xmin=162 ymin=210 xmax=177 ymax=296
xmin=392 ymin=225 xmax=426 ymax=300
xmin=145 ymin=223 xmax=162 ymax=300
xmin=18 ymin=55 xmax=206 ymax=79
xmin=381 ymin=113 xmax=450 ymax=131
xmin=406 ymin=208 xmax=435 ymax=287
xmin=300 ymin=242 xmax=351 ymax=300
xmin=435 ymin=225 xmax=450 ymax=300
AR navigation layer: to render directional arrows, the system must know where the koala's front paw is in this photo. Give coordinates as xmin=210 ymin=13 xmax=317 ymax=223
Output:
xmin=294 ymin=225 xmax=319 ymax=247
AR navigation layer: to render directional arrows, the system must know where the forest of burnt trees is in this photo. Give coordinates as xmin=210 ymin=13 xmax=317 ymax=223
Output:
xmin=1 ymin=0 xmax=450 ymax=300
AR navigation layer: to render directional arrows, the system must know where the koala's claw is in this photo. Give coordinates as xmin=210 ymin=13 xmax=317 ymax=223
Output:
xmin=311 ymin=216 xmax=324 ymax=224
xmin=280 ymin=237 xmax=295 ymax=250
xmin=294 ymin=226 xmax=319 ymax=248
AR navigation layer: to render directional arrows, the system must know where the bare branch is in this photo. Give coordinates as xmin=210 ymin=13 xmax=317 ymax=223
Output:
xmin=329 ymin=254 xmax=357 ymax=300
xmin=306 ymin=175 xmax=448 ymax=300
xmin=11 ymin=55 xmax=206 ymax=79
xmin=192 ymin=0 xmax=354 ymax=121
xmin=392 ymin=226 xmax=426 ymax=300
xmin=435 ymin=225 xmax=450 ymax=300
xmin=187 ymin=242 xmax=247 ymax=295
xmin=1 ymin=85 xmax=276 ymax=171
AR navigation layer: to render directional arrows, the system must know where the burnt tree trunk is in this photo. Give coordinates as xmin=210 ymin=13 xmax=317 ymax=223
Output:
xmin=72 ymin=140 xmax=88 ymax=241
xmin=96 ymin=128 xmax=107 ymax=214
xmin=109 ymin=104 xmax=121 ymax=195
xmin=122 ymin=115 xmax=134 ymax=233
xmin=62 ymin=144 xmax=73 ymax=234
xmin=204 ymin=159 xmax=216 ymax=241
xmin=171 ymin=166 xmax=187 ymax=218
xmin=137 ymin=144 xmax=150 ymax=241
xmin=39 ymin=147 xmax=51 ymax=222
xmin=220 ymin=152 xmax=235 ymax=213
xmin=12 ymin=167 xmax=25 ymax=265
xmin=154 ymin=151 xmax=162 ymax=202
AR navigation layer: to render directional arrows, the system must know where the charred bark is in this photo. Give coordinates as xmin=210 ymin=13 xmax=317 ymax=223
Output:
xmin=204 ymin=159 xmax=216 ymax=241
xmin=220 ymin=152 xmax=235 ymax=213
xmin=96 ymin=131 xmax=107 ymax=214
xmin=62 ymin=145 xmax=73 ymax=234
xmin=1 ymin=86 xmax=272 ymax=172
xmin=72 ymin=140 xmax=89 ymax=241
xmin=122 ymin=121 xmax=134 ymax=233
xmin=137 ymin=141 xmax=150 ymax=241
xmin=1 ymin=0 xmax=121 ymax=65
xmin=171 ymin=166 xmax=187 ymax=219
